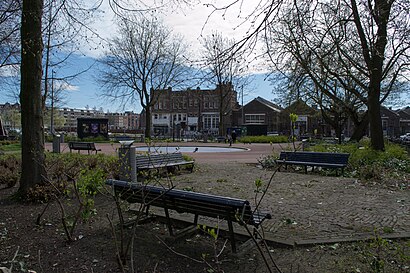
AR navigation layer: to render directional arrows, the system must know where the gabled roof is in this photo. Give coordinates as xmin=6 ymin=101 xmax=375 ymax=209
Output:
xmin=252 ymin=96 xmax=283 ymax=112
xmin=396 ymin=107 xmax=410 ymax=120
xmin=381 ymin=106 xmax=400 ymax=117
xmin=397 ymin=106 xmax=410 ymax=115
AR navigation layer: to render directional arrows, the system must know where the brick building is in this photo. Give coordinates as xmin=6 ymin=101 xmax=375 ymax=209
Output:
xmin=396 ymin=106 xmax=410 ymax=135
xmin=105 ymin=111 xmax=139 ymax=132
xmin=281 ymin=100 xmax=321 ymax=137
xmin=380 ymin=106 xmax=401 ymax=137
xmin=145 ymin=83 xmax=239 ymax=137
xmin=232 ymin=97 xmax=283 ymax=135
xmin=58 ymin=107 xmax=104 ymax=132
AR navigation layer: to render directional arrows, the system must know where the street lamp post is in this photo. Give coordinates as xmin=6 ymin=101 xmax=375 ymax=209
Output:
xmin=50 ymin=70 xmax=55 ymax=135
xmin=241 ymin=85 xmax=244 ymax=125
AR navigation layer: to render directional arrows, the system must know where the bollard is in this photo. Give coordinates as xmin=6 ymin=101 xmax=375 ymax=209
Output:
xmin=118 ymin=141 xmax=137 ymax=183
xmin=301 ymin=139 xmax=309 ymax=151
xmin=52 ymin=134 xmax=61 ymax=153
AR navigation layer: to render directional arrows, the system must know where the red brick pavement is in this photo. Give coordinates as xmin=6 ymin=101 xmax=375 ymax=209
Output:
xmin=46 ymin=141 xmax=288 ymax=164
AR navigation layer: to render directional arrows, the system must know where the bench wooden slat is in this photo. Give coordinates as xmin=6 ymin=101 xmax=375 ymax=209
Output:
xmin=68 ymin=141 xmax=101 ymax=154
xmin=276 ymin=151 xmax=349 ymax=175
xmin=136 ymin=152 xmax=194 ymax=173
xmin=107 ymin=179 xmax=271 ymax=253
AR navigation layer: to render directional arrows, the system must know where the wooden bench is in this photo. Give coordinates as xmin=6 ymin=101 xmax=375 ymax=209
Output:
xmin=106 ymin=179 xmax=271 ymax=253
xmin=68 ymin=141 xmax=101 ymax=154
xmin=216 ymin=136 xmax=226 ymax=143
xmin=135 ymin=152 xmax=194 ymax=174
xmin=275 ymin=151 xmax=350 ymax=175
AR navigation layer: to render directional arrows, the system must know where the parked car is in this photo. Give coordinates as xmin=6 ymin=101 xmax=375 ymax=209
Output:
xmin=399 ymin=133 xmax=410 ymax=141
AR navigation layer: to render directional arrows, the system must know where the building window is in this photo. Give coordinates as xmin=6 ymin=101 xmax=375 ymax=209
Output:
xmin=245 ymin=114 xmax=265 ymax=124
xmin=203 ymin=114 xmax=219 ymax=130
xmin=382 ymin=119 xmax=388 ymax=130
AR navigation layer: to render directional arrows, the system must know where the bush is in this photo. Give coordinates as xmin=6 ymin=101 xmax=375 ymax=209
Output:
xmin=240 ymin=135 xmax=288 ymax=143
xmin=25 ymin=153 xmax=120 ymax=202
xmin=307 ymin=141 xmax=410 ymax=181
xmin=81 ymin=136 xmax=109 ymax=143
xmin=257 ymin=155 xmax=277 ymax=169
xmin=0 ymin=155 xmax=20 ymax=188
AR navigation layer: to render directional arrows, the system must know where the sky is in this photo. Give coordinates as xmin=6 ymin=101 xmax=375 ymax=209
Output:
xmin=1 ymin=1 xmax=407 ymax=112
xmin=0 ymin=1 xmax=277 ymax=113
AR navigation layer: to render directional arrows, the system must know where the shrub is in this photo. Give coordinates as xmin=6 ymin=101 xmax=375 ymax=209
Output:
xmin=26 ymin=182 xmax=66 ymax=203
xmin=24 ymin=153 xmax=120 ymax=202
xmin=81 ymin=136 xmax=109 ymax=143
xmin=257 ymin=155 xmax=277 ymax=169
xmin=307 ymin=141 xmax=410 ymax=181
xmin=0 ymin=155 xmax=20 ymax=188
xmin=240 ymin=135 xmax=288 ymax=143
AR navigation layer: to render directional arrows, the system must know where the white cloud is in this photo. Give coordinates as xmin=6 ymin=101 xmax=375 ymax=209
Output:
xmin=85 ymin=1 xmax=265 ymax=59
xmin=0 ymin=65 xmax=20 ymax=77
xmin=58 ymin=82 xmax=79 ymax=92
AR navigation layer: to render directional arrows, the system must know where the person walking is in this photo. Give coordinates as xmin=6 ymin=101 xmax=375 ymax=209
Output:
xmin=227 ymin=133 xmax=232 ymax=146
xmin=231 ymin=130 xmax=237 ymax=144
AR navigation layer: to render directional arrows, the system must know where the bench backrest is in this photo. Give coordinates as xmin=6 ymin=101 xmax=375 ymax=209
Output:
xmin=69 ymin=142 xmax=96 ymax=150
xmin=279 ymin=151 xmax=349 ymax=165
xmin=135 ymin=152 xmax=186 ymax=168
xmin=106 ymin=179 xmax=256 ymax=225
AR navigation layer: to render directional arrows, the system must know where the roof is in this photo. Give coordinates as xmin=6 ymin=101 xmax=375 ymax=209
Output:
xmin=398 ymin=106 xmax=410 ymax=115
xmin=252 ymin=96 xmax=283 ymax=112
xmin=381 ymin=106 xmax=400 ymax=117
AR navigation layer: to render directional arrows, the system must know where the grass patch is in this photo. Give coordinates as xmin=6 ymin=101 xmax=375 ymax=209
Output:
xmin=0 ymin=141 xmax=22 ymax=155
xmin=1 ymin=143 xmax=21 ymax=151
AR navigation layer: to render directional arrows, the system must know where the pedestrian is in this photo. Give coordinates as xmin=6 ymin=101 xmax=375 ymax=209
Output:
xmin=227 ymin=134 xmax=232 ymax=146
xmin=231 ymin=130 xmax=237 ymax=144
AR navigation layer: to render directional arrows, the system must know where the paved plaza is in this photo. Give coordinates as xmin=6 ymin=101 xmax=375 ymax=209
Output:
xmin=46 ymin=141 xmax=410 ymax=246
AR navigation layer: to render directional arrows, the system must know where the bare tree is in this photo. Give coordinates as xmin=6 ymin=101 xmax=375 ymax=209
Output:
xmin=41 ymin=0 xmax=102 ymax=110
xmin=40 ymin=0 xmax=102 ymax=134
xmin=206 ymin=0 xmax=409 ymax=151
xmin=200 ymin=31 xmax=248 ymax=135
xmin=270 ymin=51 xmax=368 ymax=142
xmin=98 ymin=14 xmax=188 ymax=138
xmin=260 ymin=0 xmax=409 ymax=150
xmin=0 ymin=0 xmax=20 ymax=72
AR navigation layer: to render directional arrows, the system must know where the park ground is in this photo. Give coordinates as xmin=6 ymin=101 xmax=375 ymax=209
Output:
xmin=0 ymin=142 xmax=409 ymax=272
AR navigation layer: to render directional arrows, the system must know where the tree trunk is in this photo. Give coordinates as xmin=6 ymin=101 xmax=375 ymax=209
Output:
xmin=368 ymin=86 xmax=385 ymax=150
xmin=349 ymin=112 xmax=369 ymax=142
xmin=219 ymin=90 xmax=225 ymax=136
xmin=145 ymin=107 xmax=151 ymax=138
xmin=18 ymin=0 xmax=47 ymax=196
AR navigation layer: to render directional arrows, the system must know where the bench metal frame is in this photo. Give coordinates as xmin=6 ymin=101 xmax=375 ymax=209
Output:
xmin=106 ymin=179 xmax=271 ymax=253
